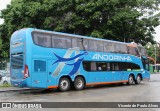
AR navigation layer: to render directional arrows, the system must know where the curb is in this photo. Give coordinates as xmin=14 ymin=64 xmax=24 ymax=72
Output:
xmin=0 ymin=88 xmax=31 ymax=92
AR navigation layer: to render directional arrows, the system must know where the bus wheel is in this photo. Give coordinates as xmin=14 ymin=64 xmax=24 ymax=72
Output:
xmin=135 ymin=75 xmax=141 ymax=85
xmin=59 ymin=77 xmax=70 ymax=92
xmin=74 ymin=77 xmax=85 ymax=90
xmin=128 ymin=75 xmax=135 ymax=85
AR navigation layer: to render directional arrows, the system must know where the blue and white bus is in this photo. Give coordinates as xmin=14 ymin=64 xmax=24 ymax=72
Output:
xmin=10 ymin=28 xmax=150 ymax=91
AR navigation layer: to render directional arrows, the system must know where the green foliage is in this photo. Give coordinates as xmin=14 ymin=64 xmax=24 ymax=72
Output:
xmin=0 ymin=0 xmax=160 ymax=58
xmin=146 ymin=43 xmax=160 ymax=64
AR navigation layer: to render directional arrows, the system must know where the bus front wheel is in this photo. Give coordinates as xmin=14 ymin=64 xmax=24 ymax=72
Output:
xmin=74 ymin=77 xmax=85 ymax=90
xmin=59 ymin=77 xmax=70 ymax=92
xmin=128 ymin=75 xmax=135 ymax=85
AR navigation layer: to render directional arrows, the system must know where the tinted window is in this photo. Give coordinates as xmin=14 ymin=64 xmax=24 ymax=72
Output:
xmin=11 ymin=54 xmax=23 ymax=69
xmin=52 ymin=35 xmax=71 ymax=48
xmin=127 ymin=62 xmax=140 ymax=71
xmin=33 ymin=33 xmax=52 ymax=47
xmin=138 ymin=47 xmax=147 ymax=56
xmin=71 ymin=38 xmax=89 ymax=50
xmin=72 ymin=38 xmax=78 ymax=48
xmin=89 ymin=40 xmax=95 ymax=51
xmin=96 ymin=41 xmax=103 ymax=52
xmin=83 ymin=61 xmax=140 ymax=72
xmin=115 ymin=43 xmax=127 ymax=53
xmin=34 ymin=60 xmax=46 ymax=72
xmin=89 ymin=40 xmax=103 ymax=52
xmin=104 ymin=42 xmax=115 ymax=52
xmin=127 ymin=46 xmax=140 ymax=56
xmin=83 ymin=61 xmax=91 ymax=71
xmin=83 ymin=61 xmax=111 ymax=72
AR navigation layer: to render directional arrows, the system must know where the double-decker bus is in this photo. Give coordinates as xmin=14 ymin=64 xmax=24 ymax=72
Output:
xmin=10 ymin=28 xmax=150 ymax=91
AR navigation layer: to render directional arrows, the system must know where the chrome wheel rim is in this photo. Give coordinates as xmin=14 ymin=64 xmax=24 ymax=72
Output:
xmin=61 ymin=80 xmax=68 ymax=90
xmin=129 ymin=76 xmax=134 ymax=84
xmin=137 ymin=76 xmax=141 ymax=84
xmin=76 ymin=79 xmax=83 ymax=88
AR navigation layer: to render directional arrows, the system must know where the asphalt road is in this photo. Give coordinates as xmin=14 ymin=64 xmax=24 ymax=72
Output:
xmin=0 ymin=74 xmax=160 ymax=111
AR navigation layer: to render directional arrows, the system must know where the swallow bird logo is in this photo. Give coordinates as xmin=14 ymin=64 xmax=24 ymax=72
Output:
xmin=52 ymin=51 xmax=88 ymax=76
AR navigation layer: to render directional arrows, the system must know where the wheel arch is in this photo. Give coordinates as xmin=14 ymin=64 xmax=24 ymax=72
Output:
xmin=129 ymin=73 xmax=136 ymax=81
xmin=59 ymin=75 xmax=72 ymax=84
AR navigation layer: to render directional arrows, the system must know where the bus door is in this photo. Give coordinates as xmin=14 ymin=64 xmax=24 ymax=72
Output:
xmin=47 ymin=59 xmax=59 ymax=87
xmin=31 ymin=59 xmax=47 ymax=88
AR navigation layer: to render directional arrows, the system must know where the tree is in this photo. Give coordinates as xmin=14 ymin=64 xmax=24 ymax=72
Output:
xmin=0 ymin=0 xmax=160 ymax=58
xmin=146 ymin=43 xmax=160 ymax=64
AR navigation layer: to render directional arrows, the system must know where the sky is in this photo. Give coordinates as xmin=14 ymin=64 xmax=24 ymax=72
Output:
xmin=0 ymin=0 xmax=159 ymax=42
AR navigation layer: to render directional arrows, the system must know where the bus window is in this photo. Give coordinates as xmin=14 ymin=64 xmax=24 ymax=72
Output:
xmin=104 ymin=42 xmax=115 ymax=53
xmin=127 ymin=46 xmax=140 ymax=56
xmin=118 ymin=62 xmax=127 ymax=71
xmin=141 ymin=48 xmax=147 ymax=56
xmin=72 ymin=38 xmax=78 ymax=48
xmin=83 ymin=61 xmax=111 ymax=72
xmin=142 ymin=59 xmax=149 ymax=71
xmin=76 ymin=38 xmax=89 ymax=50
xmin=83 ymin=39 xmax=89 ymax=50
xmin=111 ymin=63 xmax=119 ymax=71
xmin=127 ymin=62 xmax=140 ymax=71
xmin=89 ymin=40 xmax=103 ymax=52
xmin=115 ymin=43 xmax=127 ymax=54
xmin=96 ymin=41 xmax=103 ymax=52
xmin=65 ymin=38 xmax=72 ymax=48
xmin=52 ymin=35 xmax=72 ymax=48
xmin=32 ymin=33 xmax=52 ymax=47
xmin=11 ymin=54 xmax=23 ymax=69
xmin=83 ymin=61 xmax=91 ymax=71
xmin=91 ymin=62 xmax=97 ymax=71
xmin=34 ymin=60 xmax=46 ymax=72
xmin=89 ymin=40 xmax=96 ymax=51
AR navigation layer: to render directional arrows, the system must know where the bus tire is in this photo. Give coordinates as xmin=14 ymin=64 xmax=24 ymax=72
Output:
xmin=74 ymin=77 xmax=85 ymax=90
xmin=135 ymin=75 xmax=141 ymax=85
xmin=59 ymin=77 xmax=70 ymax=92
xmin=128 ymin=75 xmax=135 ymax=85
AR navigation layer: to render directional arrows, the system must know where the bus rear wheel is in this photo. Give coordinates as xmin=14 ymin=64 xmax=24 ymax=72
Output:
xmin=135 ymin=75 xmax=141 ymax=85
xmin=74 ymin=77 xmax=85 ymax=90
xmin=128 ymin=75 xmax=135 ymax=85
xmin=59 ymin=77 xmax=70 ymax=92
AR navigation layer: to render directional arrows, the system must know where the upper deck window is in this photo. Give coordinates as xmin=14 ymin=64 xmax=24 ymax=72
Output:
xmin=89 ymin=40 xmax=103 ymax=52
xmin=115 ymin=43 xmax=127 ymax=53
xmin=52 ymin=35 xmax=71 ymax=48
xmin=138 ymin=47 xmax=147 ymax=56
xmin=32 ymin=31 xmax=143 ymax=57
xmin=127 ymin=46 xmax=140 ymax=57
xmin=32 ymin=32 xmax=51 ymax=47
xmin=103 ymin=42 xmax=115 ymax=52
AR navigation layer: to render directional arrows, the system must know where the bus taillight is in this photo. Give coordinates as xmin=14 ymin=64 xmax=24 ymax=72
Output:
xmin=24 ymin=64 xmax=30 ymax=78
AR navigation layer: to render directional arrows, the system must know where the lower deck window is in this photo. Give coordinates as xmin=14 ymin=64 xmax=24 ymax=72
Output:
xmin=83 ymin=61 xmax=140 ymax=72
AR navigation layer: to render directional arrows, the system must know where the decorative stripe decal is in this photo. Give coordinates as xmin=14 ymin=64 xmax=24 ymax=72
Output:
xmin=48 ymin=86 xmax=58 ymax=89
xmin=86 ymin=80 xmax=128 ymax=86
